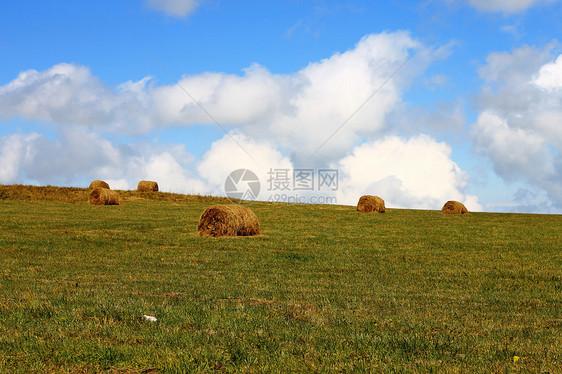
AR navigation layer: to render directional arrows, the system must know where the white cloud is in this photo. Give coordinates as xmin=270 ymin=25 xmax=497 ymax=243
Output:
xmin=0 ymin=129 xmax=483 ymax=210
xmin=152 ymin=31 xmax=430 ymax=162
xmin=0 ymin=63 xmax=152 ymax=131
xmin=271 ymin=32 xmax=421 ymax=160
xmin=146 ymin=0 xmax=199 ymax=17
xmin=0 ymin=129 xmax=206 ymax=193
xmin=471 ymin=112 xmax=553 ymax=180
xmin=0 ymin=32 xmax=472 ymax=210
xmin=471 ymin=46 xmax=562 ymax=209
xmin=336 ymin=134 xmax=481 ymax=211
xmin=477 ymin=46 xmax=551 ymax=85
xmin=0 ymin=133 xmax=39 ymax=184
xmin=0 ymin=31 xmax=439 ymax=164
xmin=197 ymin=132 xmax=294 ymax=199
xmin=467 ymin=0 xmax=558 ymax=13
xmin=151 ymin=64 xmax=291 ymax=129
xmin=124 ymin=144 xmax=207 ymax=194
xmin=533 ymin=54 xmax=562 ymax=90
xmin=0 ymin=129 xmax=124 ymax=186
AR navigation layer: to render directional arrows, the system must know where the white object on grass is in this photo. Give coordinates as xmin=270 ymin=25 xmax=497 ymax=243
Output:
xmin=143 ymin=315 xmax=157 ymax=322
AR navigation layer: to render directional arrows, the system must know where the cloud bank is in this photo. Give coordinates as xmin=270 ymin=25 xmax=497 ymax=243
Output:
xmin=0 ymin=130 xmax=205 ymax=194
xmin=0 ymin=31 xmax=480 ymax=210
xmin=337 ymin=135 xmax=481 ymax=210
xmin=471 ymin=45 xmax=562 ymax=209
xmin=0 ymin=32 xmax=436 ymax=162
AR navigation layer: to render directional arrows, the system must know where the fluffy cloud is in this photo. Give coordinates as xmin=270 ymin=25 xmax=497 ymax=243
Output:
xmin=471 ymin=46 xmax=562 ymax=208
xmin=467 ymin=0 xmax=558 ymax=13
xmin=165 ymin=31 xmax=428 ymax=162
xmin=0 ymin=133 xmax=40 ymax=184
xmin=0 ymin=129 xmax=123 ymax=186
xmin=268 ymin=32 xmax=421 ymax=160
xmin=336 ymin=135 xmax=481 ymax=211
xmin=196 ymin=133 xmax=482 ymax=210
xmin=0 ymin=32 xmax=439 ymax=164
xmin=0 ymin=128 xmax=482 ymax=210
xmin=533 ymin=54 xmax=562 ymax=90
xmin=0 ymin=31 xmax=470 ymax=209
xmin=146 ymin=0 xmax=199 ymax=17
xmin=0 ymin=64 xmax=153 ymax=132
xmin=150 ymin=64 xmax=291 ymax=130
xmin=471 ymin=112 xmax=553 ymax=180
xmin=197 ymin=132 xmax=294 ymax=199
xmin=122 ymin=145 xmax=207 ymax=194
xmin=0 ymin=129 xmax=206 ymax=193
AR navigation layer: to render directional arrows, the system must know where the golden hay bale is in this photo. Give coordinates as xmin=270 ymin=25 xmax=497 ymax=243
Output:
xmin=89 ymin=187 xmax=120 ymax=206
xmin=198 ymin=204 xmax=260 ymax=237
xmin=137 ymin=180 xmax=159 ymax=192
xmin=89 ymin=180 xmax=110 ymax=189
xmin=357 ymin=195 xmax=386 ymax=213
xmin=441 ymin=200 xmax=468 ymax=215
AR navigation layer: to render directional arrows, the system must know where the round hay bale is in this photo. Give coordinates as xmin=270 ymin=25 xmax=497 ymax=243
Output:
xmin=198 ymin=204 xmax=260 ymax=237
xmin=89 ymin=180 xmax=110 ymax=189
xmin=357 ymin=195 xmax=386 ymax=213
xmin=89 ymin=187 xmax=120 ymax=206
xmin=441 ymin=200 xmax=468 ymax=215
xmin=137 ymin=180 xmax=159 ymax=192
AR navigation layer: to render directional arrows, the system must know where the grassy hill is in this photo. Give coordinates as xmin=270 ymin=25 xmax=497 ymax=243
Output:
xmin=0 ymin=185 xmax=560 ymax=373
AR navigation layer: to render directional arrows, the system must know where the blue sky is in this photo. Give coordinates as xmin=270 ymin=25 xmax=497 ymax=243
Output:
xmin=1 ymin=0 xmax=562 ymax=213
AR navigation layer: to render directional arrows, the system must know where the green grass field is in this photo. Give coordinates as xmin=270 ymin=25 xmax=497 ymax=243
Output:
xmin=0 ymin=185 xmax=561 ymax=373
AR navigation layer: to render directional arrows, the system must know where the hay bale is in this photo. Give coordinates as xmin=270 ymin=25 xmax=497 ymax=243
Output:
xmin=89 ymin=187 xmax=120 ymax=206
xmin=441 ymin=200 xmax=468 ymax=215
xmin=89 ymin=180 xmax=110 ymax=189
xmin=198 ymin=204 xmax=260 ymax=237
xmin=357 ymin=195 xmax=386 ymax=213
xmin=137 ymin=180 xmax=159 ymax=192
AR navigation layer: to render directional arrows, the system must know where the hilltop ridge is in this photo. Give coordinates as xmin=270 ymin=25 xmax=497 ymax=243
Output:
xmin=0 ymin=184 xmax=231 ymax=204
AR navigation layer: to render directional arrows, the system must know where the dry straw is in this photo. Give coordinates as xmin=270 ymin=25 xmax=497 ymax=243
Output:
xmin=357 ymin=195 xmax=386 ymax=213
xmin=89 ymin=180 xmax=110 ymax=189
xmin=89 ymin=187 xmax=120 ymax=205
xmin=198 ymin=204 xmax=260 ymax=237
xmin=441 ymin=200 xmax=468 ymax=215
xmin=137 ymin=180 xmax=159 ymax=192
